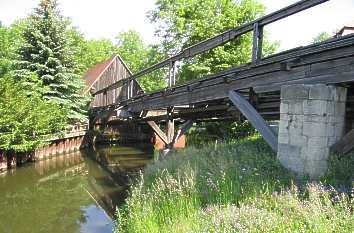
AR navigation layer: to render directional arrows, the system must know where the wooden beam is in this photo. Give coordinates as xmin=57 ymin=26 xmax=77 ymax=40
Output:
xmin=167 ymin=119 xmax=174 ymax=145
xmin=147 ymin=121 xmax=168 ymax=145
xmin=169 ymin=61 xmax=176 ymax=87
xmin=228 ymin=90 xmax=278 ymax=152
xmin=93 ymin=0 xmax=329 ymax=96
xmin=172 ymin=120 xmax=193 ymax=146
xmin=330 ymin=129 xmax=354 ymax=154
xmin=125 ymin=45 xmax=354 ymax=112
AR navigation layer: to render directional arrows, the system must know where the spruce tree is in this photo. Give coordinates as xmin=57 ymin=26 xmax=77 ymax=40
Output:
xmin=16 ymin=0 xmax=89 ymax=122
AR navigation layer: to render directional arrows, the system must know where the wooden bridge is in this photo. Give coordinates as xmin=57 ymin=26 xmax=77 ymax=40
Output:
xmin=89 ymin=0 xmax=354 ymax=177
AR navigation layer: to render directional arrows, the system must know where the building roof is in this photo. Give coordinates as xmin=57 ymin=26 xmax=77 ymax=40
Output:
xmin=82 ymin=55 xmax=116 ymax=93
xmin=338 ymin=20 xmax=354 ymax=36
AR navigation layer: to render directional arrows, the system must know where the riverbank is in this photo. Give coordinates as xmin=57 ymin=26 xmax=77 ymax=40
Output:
xmin=115 ymin=136 xmax=354 ymax=232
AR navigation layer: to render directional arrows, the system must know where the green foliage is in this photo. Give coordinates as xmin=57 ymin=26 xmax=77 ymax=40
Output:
xmin=15 ymin=0 xmax=89 ymax=121
xmin=67 ymin=27 xmax=117 ymax=74
xmin=116 ymin=30 xmax=148 ymax=73
xmin=115 ymin=30 xmax=166 ymax=92
xmin=0 ymin=20 xmax=26 ymax=76
xmin=322 ymin=152 xmax=354 ymax=188
xmin=149 ymin=0 xmax=278 ymax=82
xmin=313 ymin=31 xmax=331 ymax=43
xmin=187 ymin=121 xmax=256 ymax=146
xmin=0 ymin=74 xmax=67 ymax=152
xmin=148 ymin=0 xmax=278 ymax=141
xmin=116 ymin=138 xmax=353 ymax=232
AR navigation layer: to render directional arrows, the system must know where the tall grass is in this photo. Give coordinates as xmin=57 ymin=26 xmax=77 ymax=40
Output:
xmin=115 ymin=137 xmax=354 ymax=232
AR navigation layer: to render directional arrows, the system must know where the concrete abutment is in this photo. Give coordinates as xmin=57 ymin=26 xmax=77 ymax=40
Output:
xmin=277 ymin=84 xmax=347 ymax=178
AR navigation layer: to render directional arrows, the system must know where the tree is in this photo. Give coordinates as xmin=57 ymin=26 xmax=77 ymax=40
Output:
xmin=15 ymin=0 xmax=89 ymax=121
xmin=0 ymin=74 xmax=67 ymax=153
xmin=0 ymin=20 xmax=26 ymax=76
xmin=67 ymin=27 xmax=117 ymax=75
xmin=115 ymin=30 xmax=166 ymax=92
xmin=149 ymin=0 xmax=278 ymax=82
xmin=313 ymin=31 xmax=331 ymax=43
xmin=148 ymin=0 xmax=278 ymax=141
xmin=116 ymin=30 xmax=147 ymax=73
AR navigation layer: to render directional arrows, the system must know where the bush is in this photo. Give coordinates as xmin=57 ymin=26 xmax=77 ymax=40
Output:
xmin=187 ymin=121 xmax=256 ymax=147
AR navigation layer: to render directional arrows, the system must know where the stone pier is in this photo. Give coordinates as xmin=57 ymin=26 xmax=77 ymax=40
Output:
xmin=277 ymin=84 xmax=347 ymax=178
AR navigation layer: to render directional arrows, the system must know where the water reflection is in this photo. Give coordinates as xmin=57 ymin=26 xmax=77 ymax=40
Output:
xmin=0 ymin=144 xmax=153 ymax=233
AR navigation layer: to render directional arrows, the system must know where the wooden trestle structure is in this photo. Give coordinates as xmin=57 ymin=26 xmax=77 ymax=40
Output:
xmin=90 ymin=0 xmax=354 ymax=153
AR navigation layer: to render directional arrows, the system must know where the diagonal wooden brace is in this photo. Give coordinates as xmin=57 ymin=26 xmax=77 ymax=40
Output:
xmin=147 ymin=121 xmax=168 ymax=145
xmin=171 ymin=120 xmax=193 ymax=146
xmin=228 ymin=90 xmax=278 ymax=152
xmin=330 ymin=129 xmax=354 ymax=155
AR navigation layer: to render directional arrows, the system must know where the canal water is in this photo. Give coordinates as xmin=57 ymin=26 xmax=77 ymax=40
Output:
xmin=0 ymin=144 xmax=154 ymax=233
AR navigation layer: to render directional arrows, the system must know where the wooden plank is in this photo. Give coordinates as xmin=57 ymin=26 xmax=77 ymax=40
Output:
xmin=228 ymin=90 xmax=278 ymax=152
xmin=330 ymin=129 xmax=354 ymax=154
xmin=92 ymin=0 xmax=329 ymax=96
xmin=147 ymin=121 xmax=168 ymax=145
xmin=171 ymin=120 xmax=193 ymax=146
xmin=252 ymin=23 xmax=263 ymax=63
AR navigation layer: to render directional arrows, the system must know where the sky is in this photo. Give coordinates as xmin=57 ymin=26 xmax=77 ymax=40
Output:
xmin=0 ymin=0 xmax=353 ymax=51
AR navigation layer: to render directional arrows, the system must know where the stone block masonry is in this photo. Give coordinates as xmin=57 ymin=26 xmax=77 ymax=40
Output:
xmin=277 ymin=84 xmax=347 ymax=178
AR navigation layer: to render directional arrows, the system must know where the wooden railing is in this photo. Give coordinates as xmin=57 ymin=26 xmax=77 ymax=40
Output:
xmin=63 ymin=124 xmax=88 ymax=138
xmin=47 ymin=123 xmax=89 ymax=141
xmin=92 ymin=0 xmax=329 ymax=99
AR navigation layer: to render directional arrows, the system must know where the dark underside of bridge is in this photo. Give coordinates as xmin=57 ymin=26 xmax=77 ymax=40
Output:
xmin=92 ymin=34 xmax=354 ymax=131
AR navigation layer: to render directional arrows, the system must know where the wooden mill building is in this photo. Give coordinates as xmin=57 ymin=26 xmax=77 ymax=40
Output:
xmin=82 ymin=55 xmax=186 ymax=149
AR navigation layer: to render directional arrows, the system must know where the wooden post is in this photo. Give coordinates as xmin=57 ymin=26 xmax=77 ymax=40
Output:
xmin=169 ymin=61 xmax=176 ymax=87
xmin=130 ymin=80 xmax=134 ymax=98
xmin=252 ymin=22 xmax=263 ymax=64
xmin=166 ymin=107 xmax=174 ymax=149
xmin=127 ymin=79 xmax=134 ymax=99
xmin=249 ymin=87 xmax=258 ymax=106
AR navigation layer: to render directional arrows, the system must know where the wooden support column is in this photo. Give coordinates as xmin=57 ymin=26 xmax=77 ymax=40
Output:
xmin=249 ymin=87 xmax=258 ymax=106
xmin=228 ymin=90 xmax=278 ymax=152
xmin=166 ymin=120 xmax=174 ymax=148
xmin=166 ymin=107 xmax=175 ymax=149
xmin=168 ymin=61 xmax=176 ymax=87
xmin=330 ymin=128 xmax=354 ymax=155
xmin=252 ymin=22 xmax=263 ymax=64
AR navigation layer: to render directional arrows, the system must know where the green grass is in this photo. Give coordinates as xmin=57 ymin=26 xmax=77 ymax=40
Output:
xmin=115 ymin=137 xmax=354 ymax=233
